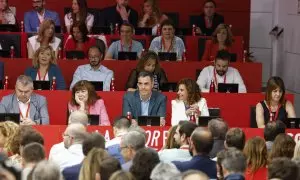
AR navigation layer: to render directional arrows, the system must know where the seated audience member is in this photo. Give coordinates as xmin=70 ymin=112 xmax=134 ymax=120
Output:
xmin=68 ymin=80 xmax=110 ymax=126
xmin=109 ymin=170 xmax=136 ymax=180
xmin=0 ymin=121 xmax=19 ymax=155
xmin=0 ymin=75 xmax=49 ymax=125
xmin=149 ymin=19 xmax=185 ymax=61
xmin=159 ymin=121 xmax=197 ymax=162
xmin=25 ymin=46 xmax=66 ymax=90
xmin=256 ymin=76 xmax=296 ymax=128
xmin=70 ymin=46 xmax=114 ymax=90
xmin=0 ymin=0 xmax=16 ymax=24
xmin=120 ymin=131 xmax=146 ymax=171
xmin=216 ymin=150 xmax=226 ymax=180
xmin=194 ymin=0 xmax=224 ymax=36
xmin=173 ymin=127 xmax=217 ymax=179
xmin=293 ymin=141 xmax=300 ymax=160
xmin=24 ymin=0 xmax=60 ymax=32
xmin=208 ymin=118 xmax=228 ymax=158
xmin=269 ymin=133 xmax=296 ymax=161
xmin=197 ymin=50 xmax=247 ymax=93
xmin=202 ymin=24 xmax=238 ymax=61
xmin=63 ymin=132 xmax=105 ymax=180
xmin=138 ymin=0 xmax=168 ymax=35
xmin=98 ymin=157 xmax=122 ymax=180
xmin=65 ymin=0 xmax=94 ymax=33
xmin=122 ymin=71 xmax=167 ymax=125
xmin=181 ymin=170 xmax=209 ymax=180
xmin=224 ymin=128 xmax=245 ymax=151
xmin=21 ymin=142 xmax=45 ymax=180
xmin=268 ymin=157 xmax=299 ymax=180
xmin=106 ymin=116 xmax=131 ymax=165
xmin=150 ymin=162 xmax=180 ymax=180
xmin=27 ymin=19 xmax=61 ymax=59
xmin=221 ymin=148 xmax=247 ymax=180
xmin=31 ymin=160 xmax=63 ymax=180
xmin=126 ymin=51 xmax=168 ymax=92
xmin=130 ymin=148 xmax=160 ymax=180
xmin=264 ymin=120 xmax=286 ymax=152
xmin=160 ymin=125 xmax=179 ymax=150
xmin=100 ymin=0 xmax=138 ymax=27
xmin=51 ymin=123 xmax=87 ymax=170
xmin=105 ymin=23 xmax=143 ymax=60
xmin=243 ymin=137 xmax=268 ymax=180
xmin=171 ymin=78 xmax=209 ymax=126
xmin=64 ymin=22 xmax=96 ymax=57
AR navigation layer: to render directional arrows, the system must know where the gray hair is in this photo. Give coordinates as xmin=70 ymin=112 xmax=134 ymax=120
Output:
xmin=67 ymin=123 xmax=88 ymax=144
xmin=16 ymin=75 xmax=34 ymax=88
xmin=122 ymin=131 xmax=145 ymax=151
xmin=181 ymin=170 xmax=209 ymax=180
xmin=128 ymin=125 xmax=147 ymax=139
xmin=208 ymin=118 xmax=228 ymax=140
xmin=68 ymin=110 xmax=89 ymax=126
xmin=32 ymin=160 xmax=63 ymax=180
xmin=150 ymin=162 xmax=181 ymax=180
xmin=221 ymin=148 xmax=246 ymax=175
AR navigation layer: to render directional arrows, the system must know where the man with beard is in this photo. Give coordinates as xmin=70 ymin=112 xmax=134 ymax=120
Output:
xmin=196 ymin=50 xmax=246 ymax=93
xmin=24 ymin=0 xmax=60 ymax=32
xmin=70 ymin=46 xmax=113 ymax=91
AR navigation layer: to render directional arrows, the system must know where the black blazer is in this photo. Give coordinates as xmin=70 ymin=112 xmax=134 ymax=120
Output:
xmin=195 ymin=13 xmax=224 ymax=36
xmin=99 ymin=5 xmax=138 ymax=27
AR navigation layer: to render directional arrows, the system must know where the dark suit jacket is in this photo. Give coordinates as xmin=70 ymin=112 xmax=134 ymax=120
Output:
xmin=100 ymin=5 xmax=138 ymax=27
xmin=25 ymin=64 xmax=66 ymax=90
xmin=196 ymin=13 xmax=224 ymax=36
xmin=209 ymin=139 xmax=225 ymax=158
xmin=62 ymin=163 xmax=82 ymax=180
xmin=122 ymin=90 xmax=166 ymax=118
xmin=173 ymin=155 xmax=217 ymax=179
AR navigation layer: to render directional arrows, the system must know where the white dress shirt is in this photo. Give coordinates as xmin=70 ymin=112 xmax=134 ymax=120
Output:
xmin=196 ymin=65 xmax=247 ymax=93
xmin=18 ymin=99 xmax=30 ymax=119
xmin=171 ymin=98 xmax=209 ymax=126
xmin=159 ymin=146 xmax=192 ymax=163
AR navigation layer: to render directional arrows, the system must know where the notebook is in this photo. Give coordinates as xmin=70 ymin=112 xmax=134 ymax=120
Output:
xmin=158 ymin=52 xmax=177 ymax=61
xmin=65 ymin=51 xmax=85 ymax=59
xmin=0 ymin=113 xmax=20 ymax=124
xmin=118 ymin=52 xmax=137 ymax=60
xmin=137 ymin=116 xmax=161 ymax=126
xmin=197 ymin=116 xmax=220 ymax=127
xmin=89 ymin=81 xmax=103 ymax=91
xmin=160 ymin=82 xmax=177 ymax=92
xmin=33 ymin=81 xmax=51 ymax=90
xmin=218 ymin=83 xmax=239 ymax=93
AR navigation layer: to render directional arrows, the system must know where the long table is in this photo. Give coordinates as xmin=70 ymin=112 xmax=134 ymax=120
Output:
xmin=0 ymin=91 xmax=293 ymax=127
xmin=0 ymin=59 xmax=262 ymax=92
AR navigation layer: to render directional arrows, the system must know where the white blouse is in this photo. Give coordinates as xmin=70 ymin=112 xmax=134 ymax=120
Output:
xmin=64 ymin=12 xmax=94 ymax=28
xmin=28 ymin=35 xmax=61 ymax=52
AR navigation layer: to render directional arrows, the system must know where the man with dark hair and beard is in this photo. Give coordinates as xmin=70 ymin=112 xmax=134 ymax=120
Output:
xmin=196 ymin=50 xmax=246 ymax=93
xmin=24 ymin=0 xmax=60 ymax=32
xmin=70 ymin=45 xmax=114 ymax=91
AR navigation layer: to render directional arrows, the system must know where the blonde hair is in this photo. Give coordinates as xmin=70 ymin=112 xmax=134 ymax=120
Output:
xmin=79 ymin=148 xmax=110 ymax=180
xmin=32 ymin=46 xmax=57 ymax=68
xmin=293 ymin=141 xmax=300 ymax=160
xmin=36 ymin=19 xmax=55 ymax=43
xmin=212 ymin=24 xmax=233 ymax=46
xmin=0 ymin=121 xmax=19 ymax=153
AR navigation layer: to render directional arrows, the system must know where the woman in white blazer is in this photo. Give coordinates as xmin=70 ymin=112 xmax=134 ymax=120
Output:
xmin=171 ymin=78 xmax=209 ymax=126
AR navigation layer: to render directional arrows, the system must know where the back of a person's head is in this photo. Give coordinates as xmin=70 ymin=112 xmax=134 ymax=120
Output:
xmin=164 ymin=125 xmax=179 ymax=149
xmin=128 ymin=125 xmax=147 ymax=139
xmin=20 ymin=128 xmax=44 ymax=147
xmin=208 ymin=118 xmax=228 ymax=140
xmin=225 ymin=128 xmax=245 ymax=150
xmin=181 ymin=170 xmax=209 ymax=180
xmin=68 ymin=110 xmax=89 ymax=126
xmin=268 ymin=157 xmax=299 ymax=180
xmin=109 ymin=170 xmax=136 ymax=180
xmin=22 ymin=142 xmax=45 ymax=165
xmin=179 ymin=121 xmax=198 ymax=140
xmin=32 ymin=160 xmax=63 ymax=180
xmin=99 ymin=157 xmax=121 ymax=180
xmin=150 ymin=162 xmax=180 ymax=180
xmin=264 ymin=121 xmax=286 ymax=141
xmin=82 ymin=132 xmax=105 ymax=156
xmin=113 ymin=116 xmax=131 ymax=130
xmin=269 ymin=133 xmax=296 ymax=161
xmin=67 ymin=123 xmax=87 ymax=144
xmin=221 ymin=148 xmax=246 ymax=176
xmin=191 ymin=127 xmax=213 ymax=155
xmin=130 ymin=148 xmax=160 ymax=180
xmin=216 ymin=150 xmax=226 ymax=180
xmin=122 ymin=131 xmax=146 ymax=151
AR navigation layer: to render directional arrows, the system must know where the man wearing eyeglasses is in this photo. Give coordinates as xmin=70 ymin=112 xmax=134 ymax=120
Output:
xmin=24 ymin=0 xmax=60 ymax=32
xmin=70 ymin=46 xmax=114 ymax=91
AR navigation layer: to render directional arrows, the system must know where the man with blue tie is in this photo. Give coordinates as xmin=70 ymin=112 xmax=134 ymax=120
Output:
xmin=122 ymin=71 xmax=166 ymax=125
xmin=24 ymin=0 xmax=60 ymax=32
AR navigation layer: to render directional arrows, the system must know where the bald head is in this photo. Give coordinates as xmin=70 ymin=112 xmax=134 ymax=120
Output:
xmin=68 ymin=111 xmax=89 ymax=126
xmin=64 ymin=124 xmax=87 ymax=148
xmin=191 ymin=127 xmax=213 ymax=155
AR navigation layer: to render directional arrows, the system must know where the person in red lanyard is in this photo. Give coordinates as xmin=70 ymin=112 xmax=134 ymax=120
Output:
xmin=256 ymin=76 xmax=296 ymax=128
xmin=197 ymin=50 xmax=247 ymax=93
xmin=192 ymin=0 xmax=224 ymax=36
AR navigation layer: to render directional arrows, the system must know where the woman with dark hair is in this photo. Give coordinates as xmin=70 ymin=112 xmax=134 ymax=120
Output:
xmin=269 ymin=134 xmax=296 ymax=161
xmin=243 ymin=137 xmax=268 ymax=180
xmin=68 ymin=80 xmax=110 ymax=125
xmin=256 ymin=76 xmax=296 ymax=128
xmin=0 ymin=0 xmax=16 ymax=24
xmin=130 ymin=148 xmax=160 ymax=180
xmin=64 ymin=0 xmax=94 ymax=33
xmin=64 ymin=22 xmax=96 ymax=57
xmin=171 ymin=78 xmax=209 ymax=125
xmin=125 ymin=51 xmax=168 ymax=91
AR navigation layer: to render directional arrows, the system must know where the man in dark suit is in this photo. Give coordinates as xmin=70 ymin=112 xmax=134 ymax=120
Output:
xmin=122 ymin=71 xmax=166 ymax=125
xmin=208 ymin=118 xmax=228 ymax=158
xmin=173 ymin=127 xmax=217 ymax=179
xmin=193 ymin=0 xmax=224 ymax=36
xmin=100 ymin=0 xmax=138 ymax=27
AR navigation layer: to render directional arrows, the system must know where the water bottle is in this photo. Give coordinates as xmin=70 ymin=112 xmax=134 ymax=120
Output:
xmin=209 ymin=79 xmax=215 ymax=93
xmin=51 ymin=76 xmax=56 ymax=90
xmin=192 ymin=24 xmax=196 ymax=36
xmin=10 ymin=46 xmax=15 ymax=59
xmin=3 ymin=76 xmax=9 ymax=90
xmin=110 ymin=77 xmax=115 ymax=91
xmin=127 ymin=112 xmax=132 ymax=121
